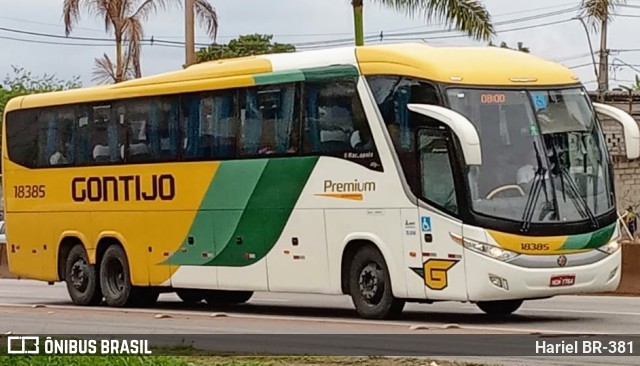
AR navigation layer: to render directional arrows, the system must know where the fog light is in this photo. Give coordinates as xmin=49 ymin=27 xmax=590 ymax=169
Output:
xmin=489 ymin=274 xmax=509 ymax=290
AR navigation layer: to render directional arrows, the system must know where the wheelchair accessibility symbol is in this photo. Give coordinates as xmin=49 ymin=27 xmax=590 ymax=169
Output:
xmin=421 ymin=216 xmax=431 ymax=232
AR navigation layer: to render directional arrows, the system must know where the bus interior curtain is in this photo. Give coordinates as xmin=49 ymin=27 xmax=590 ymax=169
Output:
xmin=168 ymin=99 xmax=179 ymax=156
xmin=276 ymin=86 xmax=295 ymax=153
xmin=107 ymin=118 xmax=118 ymax=162
xmin=149 ymin=102 xmax=160 ymax=157
xmin=77 ymin=112 xmax=91 ymax=164
xmin=186 ymin=98 xmax=200 ymax=157
xmin=213 ymin=95 xmax=232 ymax=157
xmin=46 ymin=116 xmax=57 ymax=162
xmin=305 ymin=86 xmax=320 ymax=151
xmin=244 ymin=90 xmax=261 ymax=154
xmin=68 ymin=121 xmax=76 ymax=163
xmin=211 ymin=96 xmax=220 ymax=157
xmin=395 ymin=85 xmax=411 ymax=150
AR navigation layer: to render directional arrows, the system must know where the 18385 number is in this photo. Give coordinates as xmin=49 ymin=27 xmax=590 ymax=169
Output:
xmin=14 ymin=185 xmax=46 ymax=199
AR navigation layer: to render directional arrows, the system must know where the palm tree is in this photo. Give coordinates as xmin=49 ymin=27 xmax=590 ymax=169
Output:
xmin=624 ymin=75 xmax=640 ymax=91
xmin=350 ymin=0 xmax=494 ymax=46
xmin=91 ymin=52 xmax=137 ymax=85
xmin=63 ymin=0 xmax=218 ymax=84
xmin=579 ymin=0 xmax=626 ymax=93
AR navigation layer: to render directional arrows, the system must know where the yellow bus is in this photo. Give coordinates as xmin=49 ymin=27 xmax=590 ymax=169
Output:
xmin=3 ymin=43 xmax=639 ymax=319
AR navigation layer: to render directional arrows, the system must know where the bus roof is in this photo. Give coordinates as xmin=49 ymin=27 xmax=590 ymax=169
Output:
xmin=7 ymin=43 xmax=580 ymax=112
xmin=355 ymin=43 xmax=579 ymax=86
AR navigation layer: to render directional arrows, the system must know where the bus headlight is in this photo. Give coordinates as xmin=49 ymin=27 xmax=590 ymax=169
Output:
xmin=598 ymin=240 xmax=620 ymax=254
xmin=463 ymin=238 xmax=519 ymax=261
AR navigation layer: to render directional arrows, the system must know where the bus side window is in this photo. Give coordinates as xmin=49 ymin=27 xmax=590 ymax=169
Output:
xmin=88 ymin=105 xmax=124 ymax=165
xmin=5 ymin=110 xmax=40 ymax=168
xmin=116 ymin=96 xmax=180 ymax=164
xmin=239 ymin=84 xmax=299 ymax=157
xmin=302 ymin=78 xmax=381 ymax=171
xmin=47 ymin=111 xmax=74 ymax=166
xmin=366 ymin=75 xmax=441 ymax=192
xmin=182 ymin=91 xmax=239 ymax=160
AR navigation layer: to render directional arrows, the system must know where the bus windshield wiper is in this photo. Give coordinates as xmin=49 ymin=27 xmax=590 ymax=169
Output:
xmin=549 ymin=139 xmax=598 ymax=228
xmin=521 ymin=143 xmax=555 ymax=232
xmin=559 ymin=165 xmax=598 ymax=228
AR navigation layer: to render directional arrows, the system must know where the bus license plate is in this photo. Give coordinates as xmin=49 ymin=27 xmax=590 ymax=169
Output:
xmin=550 ymin=274 xmax=575 ymax=287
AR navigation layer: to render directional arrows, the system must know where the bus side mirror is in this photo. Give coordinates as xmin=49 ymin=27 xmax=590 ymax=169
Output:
xmin=407 ymin=104 xmax=482 ymax=165
xmin=593 ymin=102 xmax=640 ymax=160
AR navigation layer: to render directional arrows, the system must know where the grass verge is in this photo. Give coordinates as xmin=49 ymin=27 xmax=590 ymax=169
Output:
xmin=0 ymin=340 xmax=499 ymax=366
xmin=0 ymin=354 xmax=499 ymax=366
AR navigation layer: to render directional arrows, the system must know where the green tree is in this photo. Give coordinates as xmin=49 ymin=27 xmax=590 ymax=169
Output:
xmin=196 ymin=34 xmax=296 ymax=63
xmin=580 ymin=0 xmax=625 ymax=29
xmin=0 ymin=66 xmax=81 ymax=153
xmin=488 ymin=40 xmax=530 ymax=53
xmin=351 ymin=0 xmax=494 ymax=46
xmin=622 ymin=75 xmax=640 ymax=91
xmin=63 ymin=0 xmax=219 ymax=83
xmin=0 ymin=66 xmax=81 ymax=119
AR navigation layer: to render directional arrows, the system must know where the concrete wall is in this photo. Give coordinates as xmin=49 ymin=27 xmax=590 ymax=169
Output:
xmin=593 ymin=92 xmax=640 ymax=211
xmin=590 ymin=92 xmax=640 ymax=206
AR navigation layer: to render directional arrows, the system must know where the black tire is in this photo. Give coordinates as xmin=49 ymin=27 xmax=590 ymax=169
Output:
xmin=134 ymin=287 xmax=160 ymax=308
xmin=176 ymin=289 xmax=205 ymax=304
xmin=99 ymin=245 xmax=146 ymax=307
xmin=348 ymin=246 xmax=405 ymax=319
xmin=477 ymin=300 xmax=523 ymax=316
xmin=204 ymin=290 xmax=253 ymax=305
xmin=64 ymin=245 xmax=103 ymax=306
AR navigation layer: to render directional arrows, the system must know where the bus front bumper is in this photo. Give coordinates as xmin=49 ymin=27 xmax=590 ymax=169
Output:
xmin=465 ymin=248 xmax=621 ymax=302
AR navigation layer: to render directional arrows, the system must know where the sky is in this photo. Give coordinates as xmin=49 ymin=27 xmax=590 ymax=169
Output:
xmin=1 ymin=0 xmax=640 ymax=91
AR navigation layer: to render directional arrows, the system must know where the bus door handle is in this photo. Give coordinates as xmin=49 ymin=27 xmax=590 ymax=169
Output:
xmin=424 ymin=234 xmax=433 ymax=243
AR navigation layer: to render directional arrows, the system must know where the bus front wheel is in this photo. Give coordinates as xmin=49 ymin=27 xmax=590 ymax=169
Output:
xmin=477 ymin=300 xmax=523 ymax=316
xmin=348 ymin=246 xmax=405 ymax=319
xmin=64 ymin=245 xmax=103 ymax=306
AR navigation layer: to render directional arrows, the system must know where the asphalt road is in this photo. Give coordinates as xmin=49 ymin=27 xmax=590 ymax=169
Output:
xmin=1 ymin=279 xmax=639 ymax=366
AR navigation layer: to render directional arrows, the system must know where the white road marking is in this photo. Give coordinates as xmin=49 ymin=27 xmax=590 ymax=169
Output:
xmin=249 ymin=298 xmax=291 ymax=303
xmin=0 ymin=302 xmax=600 ymax=335
xmin=522 ymin=307 xmax=640 ymax=317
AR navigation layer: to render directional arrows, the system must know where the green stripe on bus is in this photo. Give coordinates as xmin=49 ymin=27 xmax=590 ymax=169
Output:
xmin=205 ymin=157 xmax=318 ymax=266
xmin=163 ymin=160 xmax=267 ymax=266
xmin=301 ymin=65 xmax=359 ymax=81
xmin=560 ymin=223 xmax=616 ymax=250
xmin=253 ymin=65 xmax=359 ymax=86
xmin=206 ymin=160 xmax=268 ymax=210
xmin=254 ymin=70 xmax=305 ymax=85
xmin=165 ymin=157 xmax=318 ymax=267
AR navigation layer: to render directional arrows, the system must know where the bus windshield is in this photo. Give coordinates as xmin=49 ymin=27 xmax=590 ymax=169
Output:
xmin=446 ymin=87 xmax=614 ymax=227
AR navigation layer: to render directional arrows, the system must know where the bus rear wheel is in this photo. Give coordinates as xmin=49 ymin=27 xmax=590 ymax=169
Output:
xmin=348 ymin=246 xmax=405 ymax=319
xmin=99 ymin=245 xmax=150 ymax=307
xmin=64 ymin=245 xmax=102 ymax=306
xmin=203 ymin=290 xmax=253 ymax=305
xmin=477 ymin=300 xmax=523 ymax=316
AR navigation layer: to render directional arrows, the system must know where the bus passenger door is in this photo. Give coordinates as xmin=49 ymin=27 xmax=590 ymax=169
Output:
xmin=415 ymin=127 xmax=467 ymax=301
